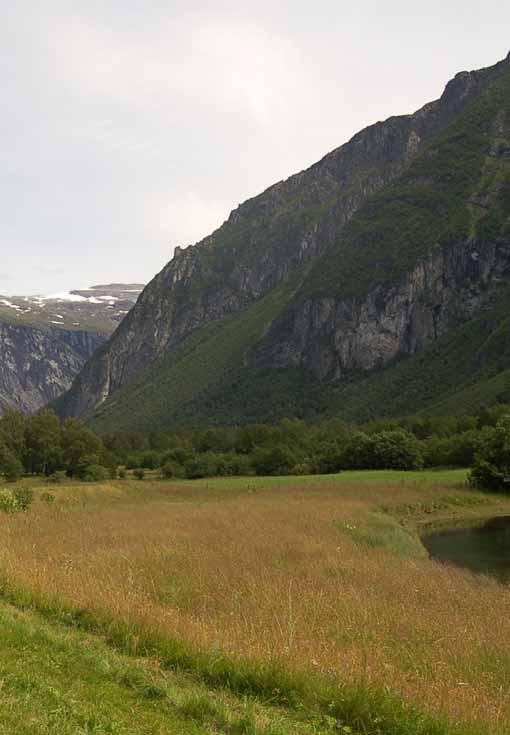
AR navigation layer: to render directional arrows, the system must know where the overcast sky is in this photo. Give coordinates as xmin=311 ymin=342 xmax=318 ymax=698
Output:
xmin=2 ymin=1 xmax=509 ymax=294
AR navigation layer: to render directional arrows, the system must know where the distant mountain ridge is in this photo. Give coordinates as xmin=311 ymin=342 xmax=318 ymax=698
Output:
xmin=0 ymin=283 xmax=144 ymax=334
xmin=0 ymin=284 xmax=143 ymax=415
xmin=56 ymin=53 xmax=510 ymax=431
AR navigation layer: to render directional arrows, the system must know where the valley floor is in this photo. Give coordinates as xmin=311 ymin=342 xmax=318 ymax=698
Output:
xmin=1 ymin=470 xmax=509 ymax=734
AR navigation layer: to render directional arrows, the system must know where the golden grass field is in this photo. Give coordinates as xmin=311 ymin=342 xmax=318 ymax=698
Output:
xmin=1 ymin=471 xmax=509 ymax=732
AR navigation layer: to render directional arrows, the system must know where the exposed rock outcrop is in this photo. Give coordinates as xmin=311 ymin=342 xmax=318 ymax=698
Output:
xmin=0 ymin=323 xmax=104 ymax=414
xmin=252 ymin=235 xmax=510 ymax=379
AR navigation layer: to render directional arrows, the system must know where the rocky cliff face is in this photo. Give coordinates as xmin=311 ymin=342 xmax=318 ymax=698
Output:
xmin=251 ymin=61 xmax=510 ymax=380
xmin=252 ymin=234 xmax=510 ymax=379
xmin=0 ymin=323 xmax=104 ymax=414
xmin=0 ymin=284 xmax=143 ymax=415
xmin=58 ymin=53 xmax=510 ymax=421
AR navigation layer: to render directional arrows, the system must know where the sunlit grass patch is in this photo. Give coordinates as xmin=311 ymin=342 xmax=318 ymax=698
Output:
xmin=335 ymin=514 xmax=427 ymax=558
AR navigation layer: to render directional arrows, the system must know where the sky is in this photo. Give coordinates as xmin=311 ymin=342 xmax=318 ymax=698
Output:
xmin=1 ymin=1 xmax=509 ymax=295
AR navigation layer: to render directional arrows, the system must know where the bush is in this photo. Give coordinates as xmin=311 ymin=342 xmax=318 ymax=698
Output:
xmin=290 ymin=462 xmax=313 ymax=476
xmin=215 ymin=453 xmax=253 ymax=477
xmin=422 ymin=436 xmax=452 ymax=467
xmin=470 ymin=416 xmax=510 ymax=491
xmin=133 ymin=468 xmax=145 ymax=480
xmin=449 ymin=430 xmax=486 ymax=467
xmin=125 ymin=454 xmax=143 ymax=470
xmin=372 ymin=430 xmax=423 ymax=470
xmin=40 ymin=491 xmax=55 ymax=504
xmin=162 ymin=447 xmax=193 ymax=465
xmin=0 ymin=489 xmax=19 ymax=514
xmin=338 ymin=432 xmax=376 ymax=470
xmin=13 ymin=486 xmax=33 ymax=511
xmin=80 ymin=464 xmax=111 ymax=482
xmin=183 ymin=454 xmax=219 ymax=480
xmin=311 ymin=442 xmax=343 ymax=474
xmin=161 ymin=461 xmax=184 ymax=479
xmin=180 ymin=452 xmax=253 ymax=480
xmin=140 ymin=451 xmax=163 ymax=470
xmin=0 ymin=486 xmax=33 ymax=513
xmin=118 ymin=468 xmax=127 ymax=479
xmin=2 ymin=455 xmax=24 ymax=482
xmin=252 ymin=445 xmax=296 ymax=476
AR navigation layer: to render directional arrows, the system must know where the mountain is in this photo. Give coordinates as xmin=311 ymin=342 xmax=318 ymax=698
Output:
xmin=0 ymin=284 xmax=143 ymax=414
xmin=0 ymin=284 xmax=144 ymax=334
xmin=57 ymin=53 xmax=510 ymax=431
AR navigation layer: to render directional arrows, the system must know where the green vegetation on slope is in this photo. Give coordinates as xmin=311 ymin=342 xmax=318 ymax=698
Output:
xmin=302 ymin=68 xmax=510 ymax=298
xmin=87 ymin=282 xmax=510 ymax=430
xmin=89 ymin=274 xmax=303 ymax=433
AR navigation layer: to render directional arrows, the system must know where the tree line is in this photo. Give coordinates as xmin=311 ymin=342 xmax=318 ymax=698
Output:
xmin=0 ymin=409 xmax=112 ymax=481
xmin=1 ymin=406 xmax=510 ymax=491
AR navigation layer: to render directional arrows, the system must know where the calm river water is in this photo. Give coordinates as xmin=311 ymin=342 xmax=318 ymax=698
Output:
xmin=422 ymin=516 xmax=510 ymax=583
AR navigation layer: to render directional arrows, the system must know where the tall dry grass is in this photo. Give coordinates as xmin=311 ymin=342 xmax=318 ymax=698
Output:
xmin=1 ymin=479 xmax=509 ymax=728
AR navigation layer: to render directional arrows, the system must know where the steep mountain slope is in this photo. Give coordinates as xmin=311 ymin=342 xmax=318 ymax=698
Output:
xmin=0 ymin=285 xmax=143 ymax=414
xmin=58 ymin=53 xmax=510 ymax=431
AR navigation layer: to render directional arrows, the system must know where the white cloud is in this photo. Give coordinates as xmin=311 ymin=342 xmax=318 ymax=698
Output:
xmin=48 ymin=14 xmax=307 ymax=128
xmin=144 ymin=190 xmax=229 ymax=246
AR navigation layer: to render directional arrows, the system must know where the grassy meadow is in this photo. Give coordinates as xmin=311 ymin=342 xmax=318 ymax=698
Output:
xmin=1 ymin=469 xmax=510 ymax=733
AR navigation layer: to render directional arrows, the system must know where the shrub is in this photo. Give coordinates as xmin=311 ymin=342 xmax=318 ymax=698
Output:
xmin=133 ymin=468 xmax=145 ymax=480
xmin=252 ymin=445 xmax=296 ymax=476
xmin=0 ymin=486 xmax=33 ymax=513
xmin=290 ymin=462 xmax=312 ymax=476
xmin=161 ymin=461 xmax=184 ymax=479
xmin=140 ymin=451 xmax=163 ymax=470
xmin=118 ymin=468 xmax=127 ymax=479
xmin=470 ymin=415 xmax=510 ymax=491
xmin=181 ymin=452 xmax=253 ymax=480
xmin=40 ymin=492 xmax=55 ymax=504
xmin=214 ymin=453 xmax=253 ymax=477
xmin=338 ymin=432 xmax=375 ymax=470
xmin=422 ymin=436 xmax=452 ymax=467
xmin=2 ymin=455 xmax=24 ymax=482
xmin=162 ymin=447 xmax=194 ymax=465
xmin=0 ymin=489 xmax=19 ymax=514
xmin=125 ymin=454 xmax=143 ymax=470
xmin=12 ymin=486 xmax=33 ymax=511
xmin=372 ymin=430 xmax=424 ymax=470
xmin=449 ymin=429 xmax=486 ymax=467
xmin=80 ymin=464 xmax=111 ymax=482
xmin=183 ymin=454 xmax=219 ymax=480
xmin=311 ymin=442 xmax=343 ymax=474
